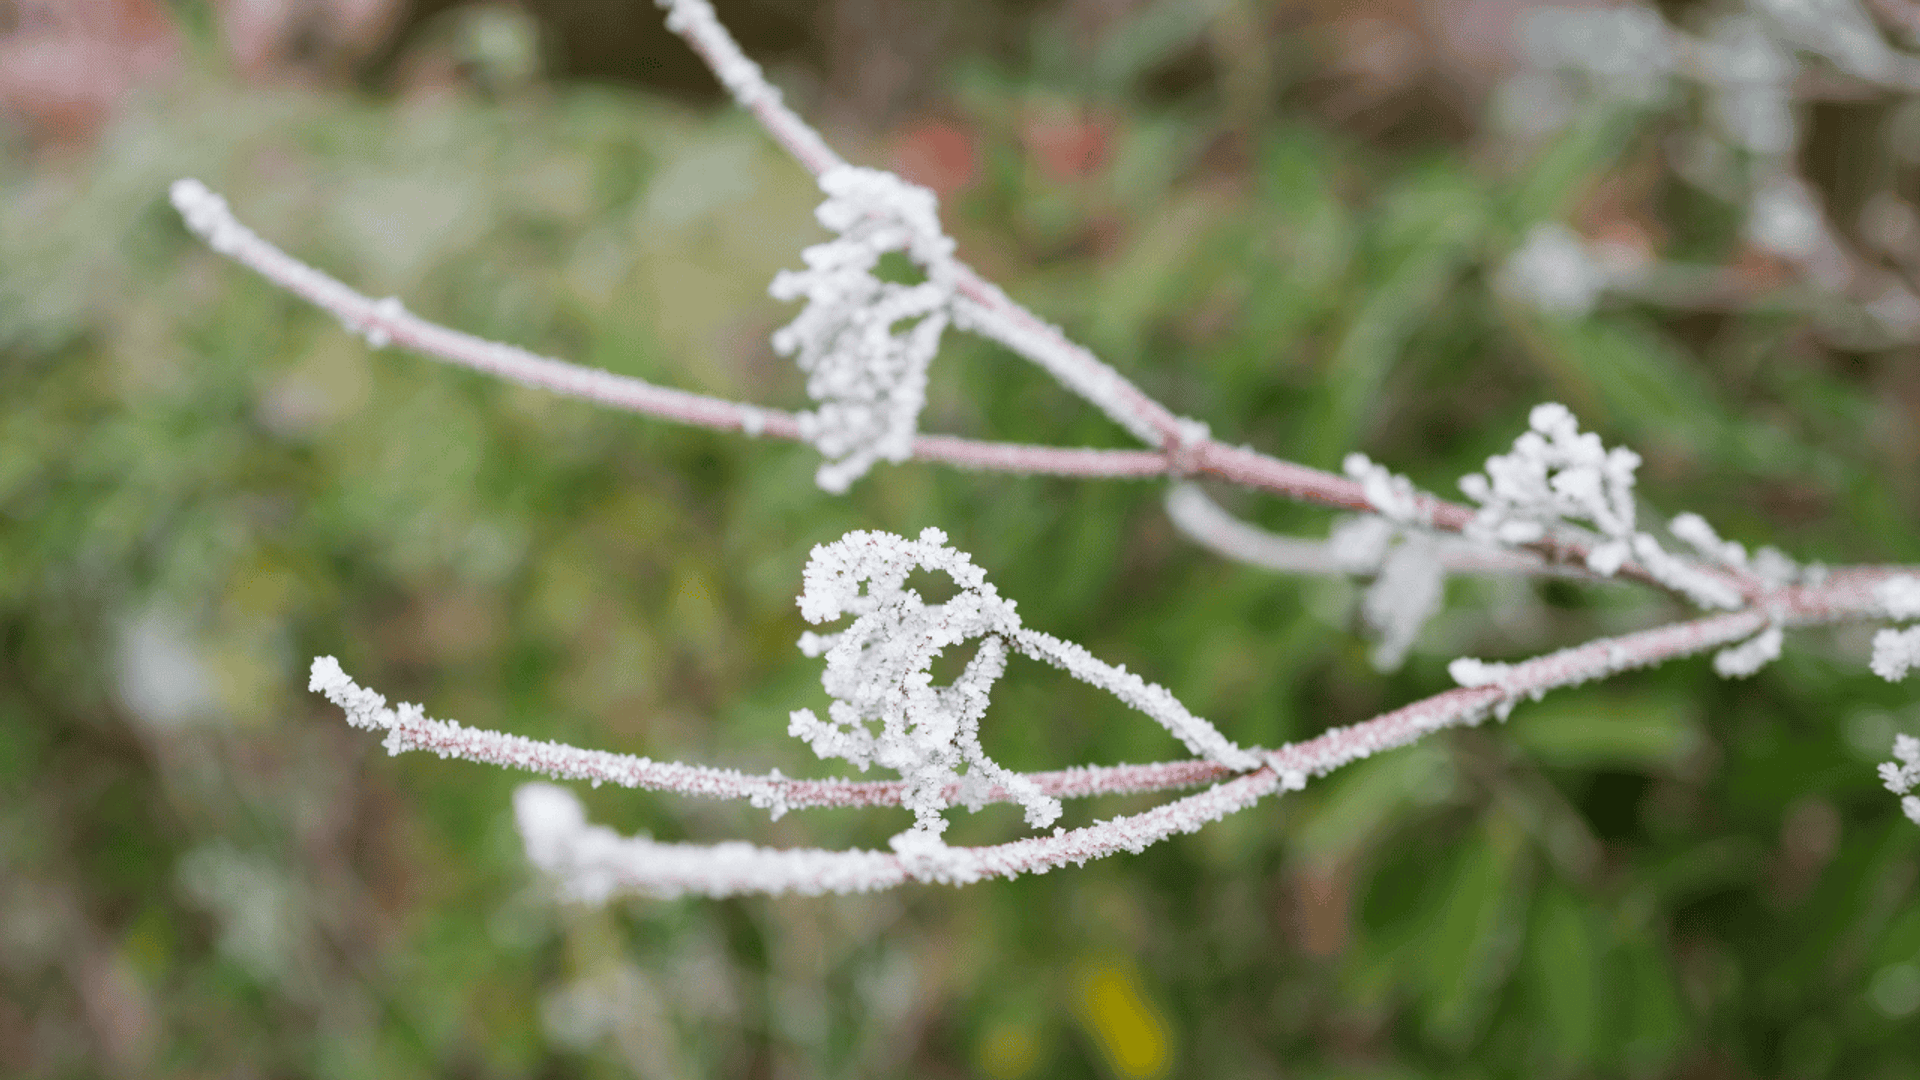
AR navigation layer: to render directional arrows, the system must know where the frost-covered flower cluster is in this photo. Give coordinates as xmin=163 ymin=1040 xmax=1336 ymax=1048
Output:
xmin=788 ymin=528 xmax=1053 ymax=839
xmin=1460 ymin=403 xmax=1642 ymax=573
xmin=788 ymin=528 xmax=1256 ymax=850
xmin=1460 ymin=404 xmax=1747 ymax=612
xmin=772 ymin=167 xmax=959 ymax=493
xmin=1879 ymin=734 xmax=1920 ymax=824
xmin=1871 ymin=576 xmax=1920 ymax=682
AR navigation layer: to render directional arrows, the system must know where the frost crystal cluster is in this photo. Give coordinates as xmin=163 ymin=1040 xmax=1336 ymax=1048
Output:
xmin=1879 ymin=735 xmax=1920 ymax=825
xmin=788 ymin=528 xmax=1053 ymax=839
xmin=789 ymin=528 xmax=1257 ymax=849
xmin=1871 ymin=576 xmax=1920 ymax=682
xmin=772 ymin=167 xmax=959 ymax=493
xmin=1459 ymin=403 xmax=1641 ymax=572
xmin=1460 ymin=403 xmax=1745 ymax=612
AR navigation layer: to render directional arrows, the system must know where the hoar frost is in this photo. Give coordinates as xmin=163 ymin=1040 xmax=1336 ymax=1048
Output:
xmin=789 ymin=528 xmax=1256 ymax=851
xmin=772 ymin=167 xmax=958 ymax=493
xmin=1460 ymin=403 xmax=1744 ymax=610
xmin=788 ymin=528 xmax=1052 ymax=840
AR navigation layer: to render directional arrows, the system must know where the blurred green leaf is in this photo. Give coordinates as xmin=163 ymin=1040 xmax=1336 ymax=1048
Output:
xmin=1506 ymin=688 xmax=1700 ymax=771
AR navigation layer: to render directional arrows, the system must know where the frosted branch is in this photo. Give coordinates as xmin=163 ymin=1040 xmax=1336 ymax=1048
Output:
xmin=495 ymin=569 xmax=1901 ymax=900
xmin=309 ymin=656 xmax=1235 ymax=812
xmin=175 ymin=180 xmax=1757 ymax=611
xmin=513 ymin=767 xmax=1287 ymax=900
xmin=170 ymin=178 xmax=1193 ymax=484
xmin=1164 ymin=484 xmax=1577 ymax=578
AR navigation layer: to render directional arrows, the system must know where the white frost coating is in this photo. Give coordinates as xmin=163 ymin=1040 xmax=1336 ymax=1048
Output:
xmin=655 ymin=0 xmax=783 ymax=109
xmin=1009 ymin=627 xmax=1258 ymax=770
xmin=1461 ymin=403 xmax=1640 ymax=572
xmin=1671 ymin=512 xmax=1747 ymax=570
xmin=512 ymin=768 xmax=1282 ymax=900
xmin=1629 ymin=533 xmax=1746 ymax=610
xmin=1877 ymin=735 xmax=1920 ymax=825
xmin=1872 ymin=627 xmax=1920 ymax=682
xmin=1876 ymin=575 xmax=1920 ymax=621
xmin=362 ymin=297 xmax=405 ymax=349
xmin=1498 ymin=224 xmax=1610 ymax=317
xmin=788 ymin=528 xmax=1054 ymax=837
xmin=948 ymin=284 xmax=1168 ymax=447
xmin=170 ymin=178 xmax=249 ymax=255
xmin=1712 ymin=625 xmax=1782 ymax=678
xmin=1461 ymin=404 xmax=1744 ymax=609
xmin=1673 ymin=513 xmax=1804 ymax=587
xmin=1342 ymin=453 xmax=1423 ymax=524
xmin=1448 ymin=656 xmax=1523 ymax=719
xmin=1449 ymin=657 xmax=1514 ymax=688
xmin=772 ymin=167 xmax=959 ymax=492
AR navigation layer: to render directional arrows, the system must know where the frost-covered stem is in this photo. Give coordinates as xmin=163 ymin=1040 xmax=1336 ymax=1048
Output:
xmin=1165 ymin=483 xmax=1590 ymax=577
xmin=308 ymin=656 xmax=1236 ymax=809
xmin=1269 ymin=570 xmax=1898 ymax=779
xmin=1189 ymin=440 xmax=1736 ymax=600
xmin=515 ymin=767 xmax=1287 ymax=899
xmin=948 ymin=277 xmax=1190 ymax=448
xmin=653 ymin=0 xmax=844 ymax=176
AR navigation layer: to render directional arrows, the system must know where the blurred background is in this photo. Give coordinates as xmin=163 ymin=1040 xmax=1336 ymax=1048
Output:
xmin=6 ymin=0 xmax=1920 ymax=1076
